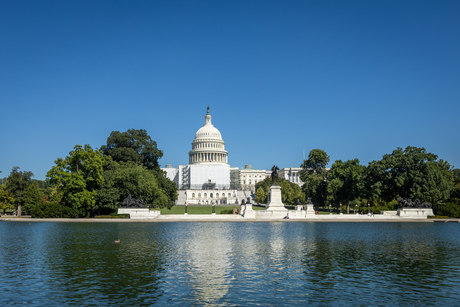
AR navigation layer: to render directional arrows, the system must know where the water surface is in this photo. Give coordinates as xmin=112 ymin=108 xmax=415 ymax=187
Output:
xmin=0 ymin=222 xmax=459 ymax=306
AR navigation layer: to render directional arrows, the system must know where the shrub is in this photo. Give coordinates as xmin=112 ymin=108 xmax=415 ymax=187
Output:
xmin=435 ymin=202 xmax=460 ymax=218
xmin=29 ymin=202 xmax=79 ymax=218
xmin=219 ymin=208 xmax=234 ymax=214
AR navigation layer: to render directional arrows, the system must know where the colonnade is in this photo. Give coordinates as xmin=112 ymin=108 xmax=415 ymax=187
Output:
xmin=189 ymin=152 xmax=228 ymax=163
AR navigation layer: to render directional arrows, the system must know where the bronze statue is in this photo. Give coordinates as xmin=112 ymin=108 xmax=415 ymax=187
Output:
xmin=271 ymin=165 xmax=279 ymax=183
xmin=120 ymin=193 xmax=147 ymax=208
xmin=397 ymin=197 xmax=432 ymax=209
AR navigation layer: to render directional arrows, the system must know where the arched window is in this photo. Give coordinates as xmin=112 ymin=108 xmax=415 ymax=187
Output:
xmin=228 ymin=193 xmax=231 ymax=198
xmin=216 ymin=193 xmax=219 ymax=198
xmin=210 ymin=193 xmax=213 ymax=198
xmin=192 ymin=193 xmax=195 ymax=198
xmin=198 ymin=193 xmax=201 ymax=198
xmin=204 ymin=193 xmax=207 ymax=198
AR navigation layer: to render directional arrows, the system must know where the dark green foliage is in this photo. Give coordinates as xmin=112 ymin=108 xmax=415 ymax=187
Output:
xmin=451 ymin=169 xmax=460 ymax=200
xmin=328 ymin=159 xmax=366 ymax=213
xmin=23 ymin=183 xmax=44 ymax=213
xmin=96 ymin=161 xmax=173 ymax=212
xmin=101 ymin=129 xmax=163 ymax=170
xmin=434 ymin=202 xmax=460 ymax=218
xmin=47 ymin=144 xmax=104 ymax=217
xmin=219 ymin=208 xmax=235 ymax=214
xmin=299 ymin=149 xmax=330 ymax=209
xmin=29 ymin=202 xmax=79 ymax=218
xmin=6 ymin=166 xmax=34 ymax=216
xmin=100 ymin=129 xmax=177 ymax=211
xmin=366 ymin=146 xmax=453 ymax=208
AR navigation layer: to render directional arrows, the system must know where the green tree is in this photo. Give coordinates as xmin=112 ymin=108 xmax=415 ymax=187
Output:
xmin=6 ymin=166 xmax=34 ymax=216
xmin=0 ymin=185 xmax=15 ymax=210
xmin=47 ymin=144 xmax=104 ymax=217
xmin=366 ymin=146 xmax=453 ymax=209
xmin=451 ymin=169 xmax=460 ymax=200
xmin=96 ymin=161 xmax=173 ymax=213
xmin=101 ymin=129 xmax=163 ymax=170
xmin=255 ymin=186 xmax=267 ymax=204
xmin=101 ymin=129 xmax=177 ymax=206
xmin=328 ymin=159 xmax=366 ymax=214
xmin=299 ymin=149 xmax=330 ymax=210
xmin=23 ymin=183 xmax=45 ymax=214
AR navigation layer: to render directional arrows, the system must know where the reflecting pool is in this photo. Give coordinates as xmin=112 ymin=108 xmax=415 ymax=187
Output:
xmin=0 ymin=222 xmax=459 ymax=306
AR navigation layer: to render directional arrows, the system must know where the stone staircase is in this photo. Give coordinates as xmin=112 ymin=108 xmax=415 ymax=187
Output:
xmin=175 ymin=190 xmax=187 ymax=205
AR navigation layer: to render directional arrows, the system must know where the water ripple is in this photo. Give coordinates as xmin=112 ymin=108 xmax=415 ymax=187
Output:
xmin=0 ymin=221 xmax=459 ymax=306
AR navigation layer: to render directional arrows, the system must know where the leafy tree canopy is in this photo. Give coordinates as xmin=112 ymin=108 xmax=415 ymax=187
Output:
xmin=366 ymin=146 xmax=453 ymax=207
xmin=101 ymin=129 xmax=163 ymax=170
xmin=299 ymin=149 xmax=330 ymax=208
xmin=23 ymin=183 xmax=45 ymax=213
xmin=0 ymin=185 xmax=15 ymax=210
xmin=328 ymin=159 xmax=366 ymax=212
xmin=47 ymin=144 xmax=104 ymax=217
xmin=6 ymin=166 xmax=34 ymax=216
xmin=96 ymin=161 xmax=174 ymax=212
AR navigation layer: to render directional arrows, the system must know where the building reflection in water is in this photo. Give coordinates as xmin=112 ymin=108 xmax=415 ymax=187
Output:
xmin=178 ymin=223 xmax=233 ymax=305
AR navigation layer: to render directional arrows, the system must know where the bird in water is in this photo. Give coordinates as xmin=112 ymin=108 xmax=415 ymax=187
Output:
xmin=114 ymin=239 xmax=120 ymax=243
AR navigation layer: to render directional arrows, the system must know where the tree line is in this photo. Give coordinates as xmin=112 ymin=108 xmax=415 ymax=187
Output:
xmin=0 ymin=129 xmax=178 ymax=218
xmin=2 ymin=142 xmax=459 ymax=218
xmin=298 ymin=147 xmax=459 ymax=216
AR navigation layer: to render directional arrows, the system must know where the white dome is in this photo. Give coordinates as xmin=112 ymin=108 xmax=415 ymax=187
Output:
xmin=194 ymin=111 xmax=222 ymax=140
xmin=189 ymin=107 xmax=228 ymax=165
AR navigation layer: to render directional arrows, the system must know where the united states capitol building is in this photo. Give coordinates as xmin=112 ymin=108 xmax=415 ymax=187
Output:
xmin=162 ymin=107 xmax=303 ymax=205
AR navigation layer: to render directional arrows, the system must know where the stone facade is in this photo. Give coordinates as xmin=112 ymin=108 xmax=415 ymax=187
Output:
xmin=278 ymin=167 xmax=304 ymax=186
xmin=185 ymin=189 xmax=238 ymax=205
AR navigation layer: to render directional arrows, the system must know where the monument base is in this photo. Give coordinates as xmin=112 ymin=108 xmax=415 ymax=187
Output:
xmin=258 ymin=184 xmax=288 ymax=218
xmin=305 ymin=204 xmax=315 ymax=215
xmin=397 ymin=208 xmax=434 ymax=218
xmin=118 ymin=208 xmax=160 ymax=219
xmin=243 ymin=204 xmax=256 ymax=218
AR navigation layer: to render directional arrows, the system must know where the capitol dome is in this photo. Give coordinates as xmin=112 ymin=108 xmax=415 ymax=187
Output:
xmin=194 ymin=113 xmax=222 ymax=140
xmin=189 ymin=107 xmax=228 ymax=164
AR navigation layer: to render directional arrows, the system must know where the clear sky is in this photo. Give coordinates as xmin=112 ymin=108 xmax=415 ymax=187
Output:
xmin=1 ymin=0 xmax=459 ymax=180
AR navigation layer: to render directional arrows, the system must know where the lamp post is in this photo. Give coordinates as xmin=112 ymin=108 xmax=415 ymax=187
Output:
xmin=368 ymin=202 xmax=370 ymax=216
xmin=185 ymin=202 xmax=188 ymax=216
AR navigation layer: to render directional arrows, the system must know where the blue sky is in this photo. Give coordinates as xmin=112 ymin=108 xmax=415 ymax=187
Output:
xmin=1 ymin=0 xmax=459 ymax=180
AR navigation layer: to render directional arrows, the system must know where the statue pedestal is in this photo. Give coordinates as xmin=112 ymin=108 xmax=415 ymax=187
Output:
xmin=397 ymin=208 xmax=434 ymax=218
xmin=305 ymin=204 xmax=315 ymax=215
xmin=118 ymin=208 xmax=160 ymax=219
xmin=243 ymin=204 xmax=256 ymax=218
xmin=257 ymin=184 xmax=288 ymax=218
